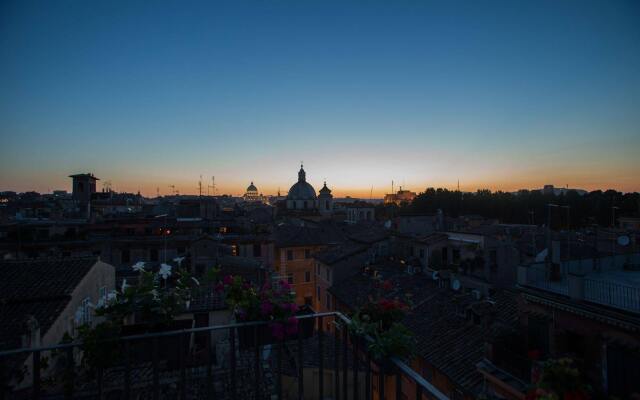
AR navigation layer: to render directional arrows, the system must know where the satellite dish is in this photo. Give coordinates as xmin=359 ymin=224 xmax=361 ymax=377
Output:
xmin=618 ymin=236 xmax=630 ymax=246
xmin=431 ymin=271 xmax=439 ymax=280
xmin=452 ymin=279 xmax=461 ymax=291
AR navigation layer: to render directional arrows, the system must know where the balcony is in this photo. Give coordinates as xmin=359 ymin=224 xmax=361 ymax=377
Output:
xmin=518 ymin=253 xmax=640 ymax=314
xmin=0 ymin=312 xmax=448 ymax=400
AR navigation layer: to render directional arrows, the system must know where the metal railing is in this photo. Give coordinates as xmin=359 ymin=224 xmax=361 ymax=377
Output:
xmin=523 ymin=264 xmax=569 ymax=296
xmin=584 ymin=279 xmax=640 ymax=313
xmin=0 ymin=312 xmax=448 ymax=400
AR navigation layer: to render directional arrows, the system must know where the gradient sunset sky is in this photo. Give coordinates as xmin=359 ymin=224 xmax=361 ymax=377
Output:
xmin=1 ymin=0 xmax=639 ymax=197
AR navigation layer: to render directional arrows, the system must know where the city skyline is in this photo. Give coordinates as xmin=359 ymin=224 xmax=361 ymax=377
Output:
xmin=1 ymin=1 xmax=640 ymax=196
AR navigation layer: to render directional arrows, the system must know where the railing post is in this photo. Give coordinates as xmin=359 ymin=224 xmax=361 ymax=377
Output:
xmin=123 ymin=340 xmax=130 ymax=400
xmin=64 ymin=346 xmax=75 ymax=400
xmin=396 ymin=371 xmax=402 ymax=400
xmin=206 ymin=331 xmax=213 ymax=399
xmin=318 ymin=316 xmax=324 ymax=400
xmin=366 ymin=351 xmax=372 ymax=400
xmin=298 ymin=324 xmax=304 ymax=400
xmin=179 ymin=331 xmax=187 ymax=400
xmin=256 ymin=326 xmax=262 ymax=399
xmin=334 ymin=321 xmax=340 ymax=400
xmin=278 ymin=336 xmax=284 ymax=399
xmin=152 ymin=336 xmax=159 ymax=400
xmin=379 ymin=364 xmax=385 ymax=400
xmin=353 ymin=338 xmax=359 ymax=400
xmin=230 ymin=327 xmax=237 ymax=400
xmin=343 ymin=326 xmax=348 ymax=400
xmin=32 ymin=350 xmax=40 ymax=400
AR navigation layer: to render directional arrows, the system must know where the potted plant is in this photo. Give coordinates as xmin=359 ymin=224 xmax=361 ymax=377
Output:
xmin=348 ymin=279 xmax=415 ymax=369
xmin=217 ymin=276 xmax=313 ymax=347
xmin=526 ymin=357 xmax=591 ymax=400
xmin=75 ymin=261 xmax=201 ymax=372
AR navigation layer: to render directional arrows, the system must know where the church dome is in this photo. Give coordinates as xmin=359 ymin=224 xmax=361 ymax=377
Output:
xmin=287 ymin=165 xmax=317 ymax=200
xmin=246 ymin=182 xmax=258 ymax=192
xmin=319 ymin=181 xmax=332 ymax=196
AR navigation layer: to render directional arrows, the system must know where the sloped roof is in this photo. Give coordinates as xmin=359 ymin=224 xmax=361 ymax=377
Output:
xmin=0 ymin=258 xmax=99 ymax=351
xmin=329 ymin=267 xmax=519 ymax=396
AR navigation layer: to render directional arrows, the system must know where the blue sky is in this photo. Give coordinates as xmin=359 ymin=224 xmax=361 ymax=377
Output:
xmin=1 ymin=0 xmax=639 ymax=196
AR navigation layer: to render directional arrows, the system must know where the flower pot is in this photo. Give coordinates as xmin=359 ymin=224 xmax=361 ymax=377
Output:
xmin=235 ymin=306 xmax=316 ymax=349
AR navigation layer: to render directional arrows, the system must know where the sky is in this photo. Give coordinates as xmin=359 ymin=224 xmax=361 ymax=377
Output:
xmin=1 ymin=0 xmax=639 ymax=197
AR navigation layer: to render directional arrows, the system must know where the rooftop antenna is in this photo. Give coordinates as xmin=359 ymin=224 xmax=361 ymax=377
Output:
xmin=392 ymin=180 xmax=394 ymax=194
xmin=168 ymin=185 xmax=176 ymax=196
xmin=156 ymin=187 xmax=160 ymax=198
xmin=370 ymin=186 xmax=373 ymax=200
xmin=103 ymin=180 xmax=112 ymax=193
xmin=198 ymin=175 xmax=203 ymax=197
xmin=207 ymin=176 xmax=216 ymax=196
xmin=457 ymin=179 xmax=460 ymax=192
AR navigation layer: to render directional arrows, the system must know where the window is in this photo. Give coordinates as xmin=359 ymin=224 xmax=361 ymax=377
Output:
xmin=452 ymin=249 xmax=460 ymax=264
xmin=305 ymin=249 xmax=311 ymax=259
xmin=303 ymin=201 xmax=308 ymax=209
xmin=287 ymin=250 xmax=294 ymax=261
xmin=317 ymin=286 xmax=321 ymax=300
xmin=287 ymin=273 xmax=294 ymax=285
xmin=419 ymin=249 xmax=425 ymax=259
xmin=326 ymin=268 xmax=331 ymax=282
xmin=305 ymin=271 xmax=311 ymax=282
xmin=121 ymin=249 xmax=130 ymax=263
xmin=326 ymin=293 xmax=332 ymax=309
xmin=325 ymin=201 xmax=330 ymax=210
xmin=489 ymin=249 xmax=497 ymax=266
xmin=82 ymin=297 xmax=91 ymax=325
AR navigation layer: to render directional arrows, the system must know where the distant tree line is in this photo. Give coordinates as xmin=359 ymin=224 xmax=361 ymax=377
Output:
xmin=379 ymin=188 xmax=640 ymax=229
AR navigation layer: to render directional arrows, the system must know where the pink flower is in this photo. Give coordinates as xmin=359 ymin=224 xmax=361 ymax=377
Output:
xmin=270 ymin=322 xmax=285 ymax=340
xmin=260 ymin=301 xmax=274 ymax=316
xmin=223 ymin=275 xmax=233 ymax=285
xmin=279 ymin=280 xmax=291 ymax=291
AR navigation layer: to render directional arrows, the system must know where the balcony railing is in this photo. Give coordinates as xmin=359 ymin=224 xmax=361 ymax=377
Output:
xmin=584 ymin=279 xmax=640 ymax=313
xmin=0 ymin=312 xmax=448 ymax=400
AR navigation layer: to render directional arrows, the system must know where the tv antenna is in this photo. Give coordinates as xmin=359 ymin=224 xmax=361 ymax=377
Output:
xmin=168 ymin=185 xmax=176 ymax=196
xmin=207 ymin=176 xmax=216 ymax=196
xmin=198 ymin=175 xmax=203 ymax=197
